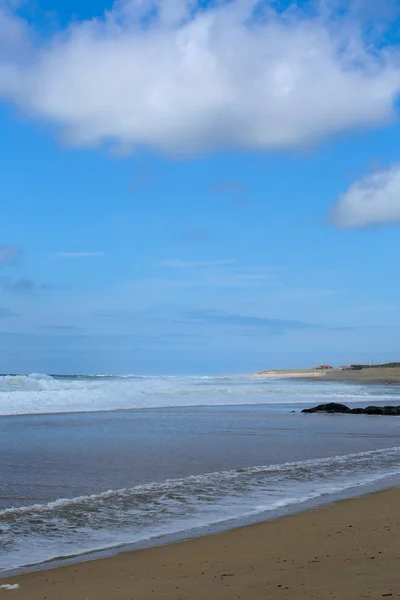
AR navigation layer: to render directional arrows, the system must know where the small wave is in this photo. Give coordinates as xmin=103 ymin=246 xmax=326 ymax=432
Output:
xmin=2 ymin=446 xmax=399 ymax=519
xmin=1 ymin=446 xmax=399 ymax=572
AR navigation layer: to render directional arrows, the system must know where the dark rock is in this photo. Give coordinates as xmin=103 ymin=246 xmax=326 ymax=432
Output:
xmin=364 ymin=405 xmax=384 ymax=415
xmin=302 ymin=403 xmax=351 ymax=414
xmin=303 ymin=403 xmax=400 ymax=416
xmin=382 ymin=406 xmax=400 ymax=415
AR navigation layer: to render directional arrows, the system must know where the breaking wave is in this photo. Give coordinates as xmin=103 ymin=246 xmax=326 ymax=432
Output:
xmin=0 ymin=373 xmax=399 ymax=416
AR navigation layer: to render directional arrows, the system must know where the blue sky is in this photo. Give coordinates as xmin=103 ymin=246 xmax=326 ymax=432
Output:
xmin=1 ymin=0 xmax=400 ymax=374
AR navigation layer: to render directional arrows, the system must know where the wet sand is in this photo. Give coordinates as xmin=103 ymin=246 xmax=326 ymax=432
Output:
xmin=1 ymin=487 xmax=399 ymax=600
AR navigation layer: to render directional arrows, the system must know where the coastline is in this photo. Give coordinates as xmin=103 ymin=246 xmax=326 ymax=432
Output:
xmin=1 ymin=487 xmax=398 ymax=599
xmin=250 ymin=369 xmax=325 ymax=379
xmin=252 ymin=366 xmax=400 ymax=385
xmin=321 ymin=367 xmax=400 ymax=386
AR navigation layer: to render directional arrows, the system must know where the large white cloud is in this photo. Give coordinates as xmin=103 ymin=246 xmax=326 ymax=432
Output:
xmin=0 ymin=0 xmax=399 ymax=155
xmin=332 ymin=165 xmax=400 ymax=227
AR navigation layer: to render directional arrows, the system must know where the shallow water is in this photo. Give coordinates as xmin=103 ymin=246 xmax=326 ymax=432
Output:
xmin=0 ymin=375 xmax=399 ymax=572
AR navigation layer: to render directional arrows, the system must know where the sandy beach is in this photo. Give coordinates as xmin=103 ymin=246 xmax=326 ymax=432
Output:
xmin=1 ymin=487 xmax=399 ymax=600
xmin=322 ymin=367 xmax=400 ymax=385
xmin=250 ymin=369 xmax=324 ymax=379
xmin=253 ymin=366 xmax=400 ymax=385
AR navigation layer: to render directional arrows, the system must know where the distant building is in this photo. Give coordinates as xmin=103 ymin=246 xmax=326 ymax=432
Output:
xmin=314 ymin=365 xmax=334 ymax=370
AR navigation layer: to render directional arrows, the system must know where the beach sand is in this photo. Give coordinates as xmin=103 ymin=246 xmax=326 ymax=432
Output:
xmin=252 ymin=366 xmax=400 ymax=385
xmin=322 ymin=367 xmax=400 ymax=386
xmin=250 ymin=369 xmax=324 ymax=379
xmin=1 ymin=488 xmax=399 ymax=600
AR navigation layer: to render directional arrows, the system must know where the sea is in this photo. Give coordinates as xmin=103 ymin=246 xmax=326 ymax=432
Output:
xmin=0 ymin=373 xmax=399 ymax=575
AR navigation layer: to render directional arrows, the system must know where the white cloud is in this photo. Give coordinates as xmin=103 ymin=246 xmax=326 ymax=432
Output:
xmin=332 ymin=164 xmax=400 ymax=227
xmin=0 ymin=1 xmax=399 ymax=156
xmin=56 ymin=252 xmax=105 ymax=258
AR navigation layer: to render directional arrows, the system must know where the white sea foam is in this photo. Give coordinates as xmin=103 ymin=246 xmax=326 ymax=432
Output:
xmin=2 ymin=446 xmax=399 ymax=518
xmin=0 ymin=585 xmax=19 ymax=590
xmin=0 ymin=373 xmax=398 ymax=416
xmin=1 ymin=446 xmax=399 ymax=572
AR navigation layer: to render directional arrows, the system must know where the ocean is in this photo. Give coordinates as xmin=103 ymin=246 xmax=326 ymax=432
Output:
xmin=0 ymin=374 xmax=399 ymax=574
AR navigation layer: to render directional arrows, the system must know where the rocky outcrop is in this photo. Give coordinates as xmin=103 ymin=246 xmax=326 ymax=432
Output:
xmin=302 ymin=402 xmax=400 ymax=416
xmin=302 ymin=403 xmax=350 ymax=414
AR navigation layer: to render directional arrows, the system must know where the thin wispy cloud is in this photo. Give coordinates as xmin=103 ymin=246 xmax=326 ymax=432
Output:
xmin=274 ymin=288 xmax=344 ymax=300
xmin=352 ymin=303 xmax=400 ymax=315
xmin=210 ymin=180 xmax=253 ymax=206
xmin=0 ymin=245 xmax=22 ymax=266
xmin=1 ymin=1 xmax=398 ymax=156
xmin=181 ymin=229 xmax=214 ymax=244
xmin=157 ymin=259 xmax=235 ymax=268
xmin=0 ymin=307 xmax=19 ymax=318
xmin=210 ymin=181 xmax=248 ymax=195
xmin=0 ymin=277 xmax=56 ymax=294
xmin=55 ymin=252 xmax=105 ymax=259
xmin=143 ymin=262 xmax=277 ymax=290
xmin=41 ymin=325 xmax=79 ymax=331
xmin=0 ymin=277 xmax=34 ymax=294
xmin=127 ymin=164 xmax=155 ymax=195
xmin=95 ymin=309 xmax=140 ymax=320
xmin=185 ymin=309 xmax=320 ymax=333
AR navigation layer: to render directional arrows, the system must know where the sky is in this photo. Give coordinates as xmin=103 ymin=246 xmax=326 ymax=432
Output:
xmin=1 ymin=0 xmax=400 ymax=374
